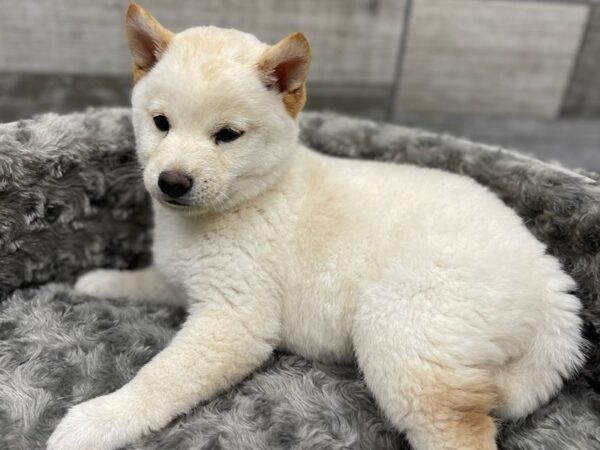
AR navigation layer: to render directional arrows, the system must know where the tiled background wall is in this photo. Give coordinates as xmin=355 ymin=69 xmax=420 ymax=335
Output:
xmin=0 ymin=0 xmax=599 ymax=122
xmin=396 ymin=1 xmax=588 ymax=117
xmin=0 ymin=0 xmax=406 ymax=84
xmin=0 ymin=0 xmax=598 ymax=170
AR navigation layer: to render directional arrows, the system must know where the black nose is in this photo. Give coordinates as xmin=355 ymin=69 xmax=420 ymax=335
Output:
xmin=158 ymin=171 xmax=193 ymax=198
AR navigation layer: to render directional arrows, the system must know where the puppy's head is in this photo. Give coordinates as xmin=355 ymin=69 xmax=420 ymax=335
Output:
xmin=126 ymin=4 xmax=311 ymax=214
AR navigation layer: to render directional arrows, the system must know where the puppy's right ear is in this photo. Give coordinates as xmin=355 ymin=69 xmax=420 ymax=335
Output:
xmin=126 ymin=3 xmax=173 ymax=83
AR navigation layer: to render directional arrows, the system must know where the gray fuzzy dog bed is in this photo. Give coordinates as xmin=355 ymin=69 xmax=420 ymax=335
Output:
xmin=1 ymin=108 xmax=599 ymax=449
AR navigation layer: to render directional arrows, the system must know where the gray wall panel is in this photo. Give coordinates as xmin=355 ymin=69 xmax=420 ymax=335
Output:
xmin=395 ymin=0 xmax=589 ymax=117
xmin=562 ymin=7 xmax=600 ymax=116
xmin=0 ymin=0 xmax=405 ymax=85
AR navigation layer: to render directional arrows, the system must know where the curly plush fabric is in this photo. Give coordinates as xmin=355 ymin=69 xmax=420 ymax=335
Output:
xmin=0 ymin=110 xmax=151 ymax=297
xmin=0 ymin=108 xmax=598 ymax=449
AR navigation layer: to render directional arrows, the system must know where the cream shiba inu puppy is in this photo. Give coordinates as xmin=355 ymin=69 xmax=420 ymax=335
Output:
xmin=48 ymin=4 xmax=585 ymax=450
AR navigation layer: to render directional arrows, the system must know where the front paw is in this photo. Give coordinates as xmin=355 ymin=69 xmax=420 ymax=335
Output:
xmin=47 ymin=394 xmax=143 ymax=450
xmin=75 ymin=269 xmax=125 ymax=299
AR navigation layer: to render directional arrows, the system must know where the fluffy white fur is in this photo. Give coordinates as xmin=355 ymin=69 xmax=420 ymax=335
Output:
xmin=48 ymin=5 xmax=584 ymax=450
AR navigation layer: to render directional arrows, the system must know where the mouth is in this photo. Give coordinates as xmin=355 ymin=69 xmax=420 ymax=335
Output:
xmin=166 ymin=198 xmax=188 ymax=206
xmin=157 ymin=196 xmax=194 ymax=209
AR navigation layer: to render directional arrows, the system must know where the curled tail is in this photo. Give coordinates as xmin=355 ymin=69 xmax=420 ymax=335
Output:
xmin=495 ymin=261 xmax=586 ymax=419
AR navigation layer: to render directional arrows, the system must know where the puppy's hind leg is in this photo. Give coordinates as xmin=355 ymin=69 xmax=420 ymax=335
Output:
xmin=352 ymin=285 xmax=498 ymax=450
xmin=75 ymin=266 xmax=182 ymax=305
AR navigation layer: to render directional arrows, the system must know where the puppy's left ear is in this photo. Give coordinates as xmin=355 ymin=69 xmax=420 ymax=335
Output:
xmin=259 ymin=33 xmax=311 ymax=118
xmin=126 ymin=3 xmax=174 ymax=83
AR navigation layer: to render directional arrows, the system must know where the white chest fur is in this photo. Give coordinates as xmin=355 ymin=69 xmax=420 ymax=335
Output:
xmin=151 ymin=155 xmax=362 ymax=363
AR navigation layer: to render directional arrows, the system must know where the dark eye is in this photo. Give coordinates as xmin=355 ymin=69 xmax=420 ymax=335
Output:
xmin=214 ymin=127 xmax=243 ymax=144
xmin=153 ymin=115 xmax=170 ymax=132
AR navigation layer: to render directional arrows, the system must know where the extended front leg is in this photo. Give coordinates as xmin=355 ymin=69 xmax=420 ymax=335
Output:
xmin=47 ymin=299 xmax=279 ymax=450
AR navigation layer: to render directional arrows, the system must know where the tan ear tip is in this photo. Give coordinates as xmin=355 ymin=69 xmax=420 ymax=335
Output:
xmin=286 ymin=33 xmax=311 ymax=60
xmin=126 ymin=3 xmax=143 ymax=19
xmin=290 ymin=32 xmax=309 ymax=47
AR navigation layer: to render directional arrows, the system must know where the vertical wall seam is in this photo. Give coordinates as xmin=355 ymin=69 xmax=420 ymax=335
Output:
xmin=558 ymin=5 xmax=593 ymax=117
xmin=387 ymin=0 xmax=413 ymax=122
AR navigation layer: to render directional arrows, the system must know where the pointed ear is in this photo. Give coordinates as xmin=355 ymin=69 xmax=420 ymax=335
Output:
xmin=258 ymin=33 xmax=311 ymax=118
xmin=125 ymin=3 xmax=174 ymax=83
